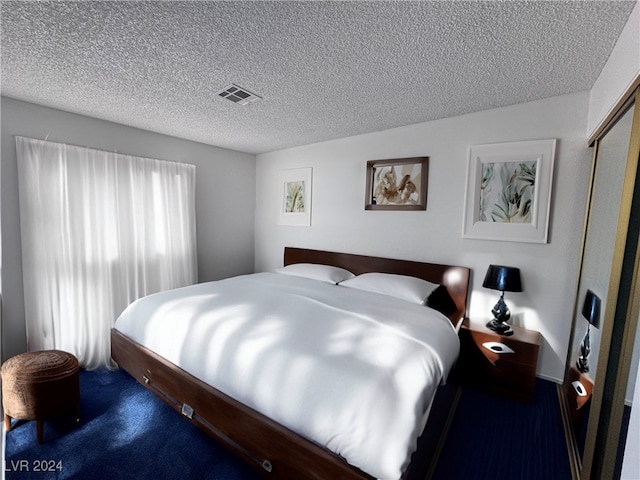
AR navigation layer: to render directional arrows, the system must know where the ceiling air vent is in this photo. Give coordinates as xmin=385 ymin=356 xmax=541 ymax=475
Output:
xmin=216 ymin=84 xmax=261 ymax=106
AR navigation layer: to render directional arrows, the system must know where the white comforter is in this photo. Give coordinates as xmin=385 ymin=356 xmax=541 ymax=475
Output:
xmin=113 ymin=272 xmax=460 ymax=480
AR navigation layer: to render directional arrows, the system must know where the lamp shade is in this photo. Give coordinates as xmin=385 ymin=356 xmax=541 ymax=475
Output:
xmin=482 ymin=265 xmax=522 ymax=292
xmin=582 ymin=289 xmax=601 ymax=328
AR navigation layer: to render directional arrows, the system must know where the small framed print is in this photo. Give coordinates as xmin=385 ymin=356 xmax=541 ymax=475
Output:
xmin=278 ymin=167 xmax=312 ymax=226
xmin=462 ymin=139 xmax=556 ymax=243
xmin=365 ymin=157 xmax=428 ymax=210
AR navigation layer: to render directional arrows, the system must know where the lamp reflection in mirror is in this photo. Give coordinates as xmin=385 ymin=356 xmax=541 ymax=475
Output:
xmin=576 ymin=289 xmax=601 ymax=373
xmin=482 ymin=265 xmax=522 ymax=336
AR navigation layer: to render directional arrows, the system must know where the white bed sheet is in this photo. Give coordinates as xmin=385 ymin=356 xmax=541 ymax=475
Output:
xmin=113 ymin=272 xmax=460 ymax=480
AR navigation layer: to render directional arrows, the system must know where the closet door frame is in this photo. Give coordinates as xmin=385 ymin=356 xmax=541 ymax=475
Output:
xmin=579 ymin=86 xmax=640 ymax=480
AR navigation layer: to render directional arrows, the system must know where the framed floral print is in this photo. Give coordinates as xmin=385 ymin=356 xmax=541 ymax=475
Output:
xmin=365 ymin=157 xmax=428 ymax=210
xmin=278 ymin=167 xmax=312 ymax=226
xmin=462 ymin=139 xmax=556 ymax=243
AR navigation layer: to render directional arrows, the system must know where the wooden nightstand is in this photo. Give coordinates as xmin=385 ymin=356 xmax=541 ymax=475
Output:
xmin=457 ymin=318 xmax=541 ymax=403
xmin=564 ymin=366 xmax=593 ymax=427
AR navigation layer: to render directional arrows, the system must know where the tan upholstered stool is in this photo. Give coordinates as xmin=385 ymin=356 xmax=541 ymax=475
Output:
xmin=2 ymin=350 xmax=80 ymax=444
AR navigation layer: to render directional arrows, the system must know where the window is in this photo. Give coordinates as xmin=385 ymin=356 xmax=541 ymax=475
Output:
xmin=16 ymin=137 xmax=197 ymax=369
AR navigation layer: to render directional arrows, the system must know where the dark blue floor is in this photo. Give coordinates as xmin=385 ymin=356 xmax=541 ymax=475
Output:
xmin=5 ymin=369 xmax=260 ymax=480
xmin=432 ymin=379 xmax=571 ymax=480
xmin=5 ymin=370 xmax=570 ymax=479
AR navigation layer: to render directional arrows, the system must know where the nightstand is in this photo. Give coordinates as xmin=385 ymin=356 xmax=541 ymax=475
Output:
xmin=564 ymin=366 xmax=593 ymax=427
xmin=457 ymin=318 xmax=541 ymax=403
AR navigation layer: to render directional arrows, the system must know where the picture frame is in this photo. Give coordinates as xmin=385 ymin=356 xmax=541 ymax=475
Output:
xmin=277 ymin=167 xmax=312 ymax=226
xmin=462 ymin=139 xmax=556 ymax=243
xmin=365 ymin=157 xmax=428 ymax=210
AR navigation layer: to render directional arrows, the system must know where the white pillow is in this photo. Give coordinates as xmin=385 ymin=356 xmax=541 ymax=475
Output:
xmin=275 ymin=263 xmax=355 ymax=284
xmin=339 ymin=272 xmax=439 ymax=304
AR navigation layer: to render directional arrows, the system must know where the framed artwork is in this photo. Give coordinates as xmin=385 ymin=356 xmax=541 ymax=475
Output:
xmin=365 ymin=157 xmax=428 ymax=210
xmin=462 ymin=139 xmax=556 ymax=243
xmin=277 ymin=167 xmax=312 ymax=226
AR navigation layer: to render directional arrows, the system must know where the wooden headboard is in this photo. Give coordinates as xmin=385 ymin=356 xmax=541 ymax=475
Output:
xmin=284 ymin=247 xmax=471 ymax=325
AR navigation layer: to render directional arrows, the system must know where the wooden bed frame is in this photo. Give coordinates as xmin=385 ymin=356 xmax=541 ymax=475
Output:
xmin=111 ymin=247 xmax=471 ymax=480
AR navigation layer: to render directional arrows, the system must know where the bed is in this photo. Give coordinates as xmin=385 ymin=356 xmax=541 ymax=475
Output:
xmin=111 ymin=247 xmax=470 ymax=480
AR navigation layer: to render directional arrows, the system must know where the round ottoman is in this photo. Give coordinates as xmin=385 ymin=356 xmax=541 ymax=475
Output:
xmin=2 ymin=350 xmax=80 ymax=444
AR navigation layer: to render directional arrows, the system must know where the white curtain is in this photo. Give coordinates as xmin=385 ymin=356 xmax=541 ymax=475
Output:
xmin=16 ymin=137 xmax=197 ymax=369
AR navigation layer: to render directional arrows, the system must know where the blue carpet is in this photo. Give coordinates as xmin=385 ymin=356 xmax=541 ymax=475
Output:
xmin=5 ymin=369 xmax=261 ymax=480
xmin=432 ymin=378 xmax=572 ymax=480
xmin=5 ymin=371 xmax=570 ymax=479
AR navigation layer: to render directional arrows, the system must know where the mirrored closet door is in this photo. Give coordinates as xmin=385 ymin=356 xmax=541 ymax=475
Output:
xmin=563 ymin=86 xmax=640 ymax=480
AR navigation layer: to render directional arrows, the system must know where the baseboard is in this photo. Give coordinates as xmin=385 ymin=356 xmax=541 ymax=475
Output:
xmin=537 ymin=373 xmax=563 ymax=384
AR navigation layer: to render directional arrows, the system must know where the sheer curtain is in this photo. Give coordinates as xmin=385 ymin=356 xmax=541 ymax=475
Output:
xmin=16 ymin=137 xmax=197 ymax=369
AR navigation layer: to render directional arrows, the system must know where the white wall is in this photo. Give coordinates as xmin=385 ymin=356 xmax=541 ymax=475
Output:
xmin=622 ymin=311 xmax=640 ymax=479
xmin=1 ymin=97 xmax=256 ymax=361
xmin=255 ymin=91 xmax=592 ymax=382
xmin=588 ymin=0 xmax=640 ymax=139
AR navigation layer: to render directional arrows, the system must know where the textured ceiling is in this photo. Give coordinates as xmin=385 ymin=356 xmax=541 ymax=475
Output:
xmin=1 ymin=1 xmax=636 ymax=154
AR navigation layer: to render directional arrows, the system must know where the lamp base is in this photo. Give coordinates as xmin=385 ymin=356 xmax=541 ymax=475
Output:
xmin=576 ymin=356 xmax=589 ymax=373
xmin=486 ymin=319 xmax=514 ymax=336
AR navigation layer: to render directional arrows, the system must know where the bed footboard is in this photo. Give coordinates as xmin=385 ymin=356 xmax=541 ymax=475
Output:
xmin=111 ymin=329 xmax=376 ymax=480
xmin=111 ymin=329 xmax=457 ymax=480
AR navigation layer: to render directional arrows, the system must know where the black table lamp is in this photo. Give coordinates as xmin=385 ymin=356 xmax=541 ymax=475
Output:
xmin=576 ymin=289 xmax=601 ymax=373
xmin=483 ymin=265 xmax=522 ymax=336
